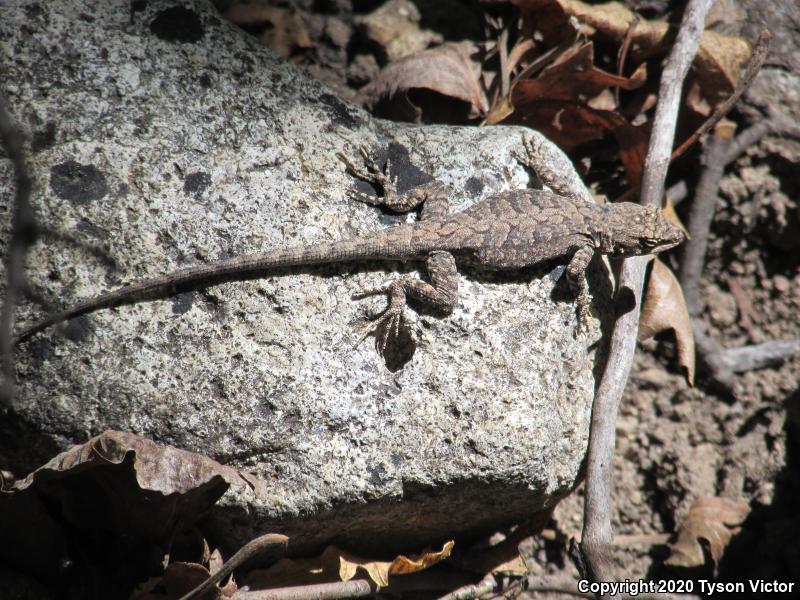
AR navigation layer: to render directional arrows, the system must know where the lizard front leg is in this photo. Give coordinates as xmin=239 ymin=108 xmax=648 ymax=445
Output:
xmin=565 ymin=245 xmax=595 ymax=333
xmin=354 ymin=251 xmax=458 ymax=352
xmin=339 ymin=146 xmax=449 ymax=215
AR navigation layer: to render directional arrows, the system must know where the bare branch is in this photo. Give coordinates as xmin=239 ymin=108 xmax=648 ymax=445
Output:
xmin=236 ymin=579 xmax=374 ymax=600
xmin=436 ymin=574 xmax=498 ymax=600
xmin=578 ymin=0 xmax=715 ymax=593
xmin=671 ymin=31 xmax=770 ymax=161
xmin=179 ymin=533 xmax=288 ymax=600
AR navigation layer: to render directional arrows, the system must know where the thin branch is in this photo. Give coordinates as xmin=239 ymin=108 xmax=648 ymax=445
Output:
xmin=437 ymin=574 xmax=498 ymax=600
xmin=679 ymin=132 xmax=732 ymax=315
xmin=0 ymin=95 xmax=36 ymax=406
xmin=498 ymin=27 xmax=510 ymax=100
xmin=671 ymin=31 xmax=770 ymax=161
xmin=577 ymin=0 xmax=715 ymax=595
xmin=236 ymin=579 xmax=374 ymax=600
xmin=179 ymin=533 xmax=288 ymax=600
xmin=615 ymin=15 xmax=640 ymax=107
xmin=694 ymin=324 xmax=800 ymax=388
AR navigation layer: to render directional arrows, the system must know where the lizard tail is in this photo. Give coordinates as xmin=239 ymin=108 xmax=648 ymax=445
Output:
xmin=14 ymin=234 xmax=414 ymax=344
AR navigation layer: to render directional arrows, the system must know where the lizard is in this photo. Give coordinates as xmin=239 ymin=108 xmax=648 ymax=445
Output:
xmin=13 ymin=139 xmax=685 ymax=349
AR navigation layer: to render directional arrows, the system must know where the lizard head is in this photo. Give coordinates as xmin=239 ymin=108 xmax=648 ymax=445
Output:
xmin=596 ymin=203 xmax=686 ymax=257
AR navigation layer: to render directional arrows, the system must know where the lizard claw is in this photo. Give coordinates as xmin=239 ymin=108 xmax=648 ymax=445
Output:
xmin=352 ymin=280 xmax=408 ymax=353
xmin=339 ymin=145 xmax=397 ymax=200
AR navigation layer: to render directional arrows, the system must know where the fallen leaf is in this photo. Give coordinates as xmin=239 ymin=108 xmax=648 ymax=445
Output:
xmin=224 ymin=3 xmax=311 ymax=58
xmin=245 ymin=555 xmax=333 ymax=589
xmin=338 ymin=541 xmax=455 ymax=587
xmin=486 ymin=42 xmax=648 ymax=164
xmin=511 ymin=42 xmax=646 ymax=104
xmin=246 ymin=542 xmax=455 ymax=590
xmin=358 ymin=41 xmax=488 ymax=122
xmin=0 ymin=431 xmax=262 ymax=591
xmin=639 ymin=258 xmax=695 ymax=386
xmin=512 ymin=0 xmax=751 ymax=107
xmin=665 ymin=497 xmax=749 ymax=568
xmin=356 ymin=0 xmax=443 ymax=63
xmin=389 ymin=540 xmax=455 ymax=576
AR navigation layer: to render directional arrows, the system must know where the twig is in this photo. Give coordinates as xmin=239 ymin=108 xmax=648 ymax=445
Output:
xmin=178 ymin=533 xmax=288 ymax=600
xmin=498 ymin=27 xmax=510 ymax=100
xmin=671 ymin=31 xmax=770 ymax=161
xmin=679 ymin=131 xmax=732 ymax=315
xmin=236 ymin=579 xmax=374 ymax=600
xmin=0 ymin=95 xmax=36 ymax=406
xmin=437 ymin=574 xmax=498 ymax=600
xmin=615 ymin=16 xmax=640 ymax=107
xmin=725 ymin=275 xmax=758 ymax=340
xmin=694 ymin=324 xmax=800 ymax=388
xmin=577 ymin=0 xmax=715 ymax=595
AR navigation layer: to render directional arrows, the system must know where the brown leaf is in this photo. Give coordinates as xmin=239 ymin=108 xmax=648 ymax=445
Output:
xmin=512 ymin=0 xmax=751 ymax=107
xmin=337 ymin=541 xmax=455 ymax=587
xmin=224 ymin=3 xmax=311 ymax=58
xmin=356 ymin=0 xmax=443 ymax=63
xmin=639 ymin=258 xmax=695 ymax=386
xmin=488 ymin=42 xmax=647 ymax=162
xmin=208 ymin=548 xmax=238 ymax=597
xmin=0 ymin=431 xmax=258 ymax=566
xmin=389 ymin=540 xmax=455 ymax=576
xmin=665 ymin=497 xmax=749 ymax=568
xmin=358 ymin=41 xmax=488 ymax=122
xmin=246 ymin=542 xmax=455 ymax=590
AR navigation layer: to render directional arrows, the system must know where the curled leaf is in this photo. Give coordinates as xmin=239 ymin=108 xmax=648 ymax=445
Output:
xmin=337 ymin=540 xmax=455 ymax=587
xmin=358 ymin=41 xmax=488 ymax=122
xmin=665 ymin=497 xmax=749 ymax=568
xmin=224 ymin=3 xmax=311 ymax=58
xmin=639 ymin=258 xmax=695 ymax=386
xmin=356 ymin=0 xmax=442 ymax=62
xmin=512 ymin=0 xmax=751 ymax=107
xmin=245 ymin=541 xmax=455 ymax=590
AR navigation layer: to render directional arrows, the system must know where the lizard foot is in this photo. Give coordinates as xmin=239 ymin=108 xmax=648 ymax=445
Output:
xmin=352 ymin=280 xmax=409 ymax=353
xmin=338 ymin=145 xmax=398 ymax=206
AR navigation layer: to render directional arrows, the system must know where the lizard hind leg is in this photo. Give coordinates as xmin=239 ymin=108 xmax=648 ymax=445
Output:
xmin=353 ymin=251 xmax=458 ymax=353
xmin=565 ymin=245 xmax=596 ymax=335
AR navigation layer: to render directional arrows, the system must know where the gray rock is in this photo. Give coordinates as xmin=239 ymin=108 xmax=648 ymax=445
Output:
xmin=1 ymin=0 xmax=607 ymax=553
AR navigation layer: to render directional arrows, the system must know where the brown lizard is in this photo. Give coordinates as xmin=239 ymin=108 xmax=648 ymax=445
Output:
xmin=14 ymin=142 xmax=685 ymax=348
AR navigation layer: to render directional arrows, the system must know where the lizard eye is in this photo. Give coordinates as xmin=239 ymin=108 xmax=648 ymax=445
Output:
xmin=641 ymin=237 xmax=659 ymax=249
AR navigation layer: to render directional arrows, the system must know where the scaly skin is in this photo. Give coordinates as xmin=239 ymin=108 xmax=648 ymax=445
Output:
xmin=14 ymin=144 xmax=685 ymax=349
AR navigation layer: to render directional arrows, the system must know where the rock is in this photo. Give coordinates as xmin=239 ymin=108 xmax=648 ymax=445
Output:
xmin=1 ymin=0 xmax=606 ymax=554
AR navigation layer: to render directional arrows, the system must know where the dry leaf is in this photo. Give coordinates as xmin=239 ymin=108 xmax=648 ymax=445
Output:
xmin=665 ymin=497 xmax=749 ymax=568
xmin=246 ymin=541 xmax=454 ymax=590
xmin=389 ymin=540 xmax=455 ymax=576
xmin=358 ymin=41 xmax=488 ymax=122
xmin=513 ymin=0 xmax=751 ymax=107
xmin=487 ymin=42 xmax=647 ymax=157
xmin=245 ymin=555 xmax=333 ymax=589
xmin=337 ymin=541 xmax=455 ymax=587
xmin=224 ymin=3 xmax=311 ymax=58
xmin=356 ymin=0 xmax=442 ymax=62
xmin=0 ymin=431 xmax=264 ymax=588
xmin=639 ymin=258 xmax=695 ymax=385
